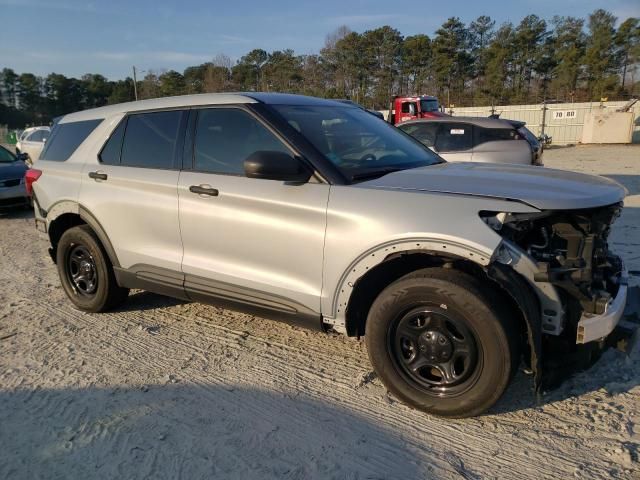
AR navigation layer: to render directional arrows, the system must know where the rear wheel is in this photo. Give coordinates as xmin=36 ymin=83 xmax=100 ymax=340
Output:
xmin=56 ymin=225 xmax=129 ymax=312
xmin=365 ymin=268 xmax=519 ymax=418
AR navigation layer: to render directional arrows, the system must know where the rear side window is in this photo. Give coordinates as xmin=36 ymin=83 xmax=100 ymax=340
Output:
xmin=474 ymin=127 xmax=518 ymax=147
xmin=435 ymin=123 xmax=472 ymax=152
xmin=120 ymin=111 xmax=183 ymax=169
xmin=40 ymin=120 xmax=102 ymax=161
xmin=99 ymin=119 xmax=126 ymax=165
xmin=193 ymin=108 xmax=290 ymax=175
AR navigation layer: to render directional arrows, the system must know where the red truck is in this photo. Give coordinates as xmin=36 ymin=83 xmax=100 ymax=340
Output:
xmin=388 ymin=95 xmax=447 ymax=125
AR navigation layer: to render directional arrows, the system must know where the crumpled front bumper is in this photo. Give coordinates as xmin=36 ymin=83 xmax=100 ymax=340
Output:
xmin=576 ymin=270 xmax=628 ymax=344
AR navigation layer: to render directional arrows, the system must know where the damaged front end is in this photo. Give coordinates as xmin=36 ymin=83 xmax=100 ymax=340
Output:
xmin=482 ymin=203 xmax=628 ymax=384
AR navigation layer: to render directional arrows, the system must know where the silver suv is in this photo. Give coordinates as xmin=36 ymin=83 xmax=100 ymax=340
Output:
xmin=398 ymin=117 xmax=538 ymax=165
xmin=31 ymin=93 xmax=627 ymax=418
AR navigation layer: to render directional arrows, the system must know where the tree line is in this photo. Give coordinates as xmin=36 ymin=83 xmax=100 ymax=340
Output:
xmin=1 ymin=9 xmax=638 ymax=128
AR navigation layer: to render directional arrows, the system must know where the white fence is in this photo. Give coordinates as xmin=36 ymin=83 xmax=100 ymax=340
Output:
xmin=449 ymin=101 xmax=640 ymax=145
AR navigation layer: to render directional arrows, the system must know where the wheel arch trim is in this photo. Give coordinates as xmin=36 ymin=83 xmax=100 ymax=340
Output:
xmin=46 ymin=201 xmax=120 ymax=268
xmin=325 ymin=237 xmax=494 ymax=330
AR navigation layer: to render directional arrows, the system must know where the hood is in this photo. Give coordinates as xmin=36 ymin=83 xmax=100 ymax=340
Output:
xmin=357 ymin=162 xmax=627 ymax=210
xmin=0 ymin=161 xmax=27 ymax=180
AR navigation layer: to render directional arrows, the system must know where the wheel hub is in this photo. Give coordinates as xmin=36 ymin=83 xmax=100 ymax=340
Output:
xmin=391 ymin=307 xmax=480 ymax=395
xmin=67 ymin=245 xmax=98 ymax=296
xmin=419 ymin=330 xmax=453 ymax=362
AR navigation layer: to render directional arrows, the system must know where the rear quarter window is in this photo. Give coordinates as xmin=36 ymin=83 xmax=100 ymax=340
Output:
xmin=474 ymin=127 xmax=518 ymax=147
xmin=40 ymin=119 xmax=102 ymax=161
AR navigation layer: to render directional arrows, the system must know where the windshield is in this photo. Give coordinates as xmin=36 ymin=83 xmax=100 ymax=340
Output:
xmin=272 ymin=105 xmax=443 ymax=180
xmin=420 ymin=99 xmax=439 ymax=113
xmin=0 ymin=146 xmax=16 ymax=163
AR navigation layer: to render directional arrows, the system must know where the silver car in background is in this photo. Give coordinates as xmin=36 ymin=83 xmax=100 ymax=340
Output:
xmin=398 ymin=117 xmax=538 ymax=165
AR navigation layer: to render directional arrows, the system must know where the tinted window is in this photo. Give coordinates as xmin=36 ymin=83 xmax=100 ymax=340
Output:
xmin=121 ymin=111 xmax=183 ymax=169
xmin=399 ymin=123 xmax=439 ymax=147
xmin=401 ymin=102 xmax=416 ymax=114
xmin=99 ymin=119 xmax=126 ymax=165
xmin=0 ymin=146 xmax=15 ymax=163
xmin=40 ymin=120 xmax=102 ymax=161
xmin=27 ymin=130 xmax=46 ymax=142
xmin=420 ymin=99 xmax=439 ymax=112
xmin=435 ymin=123 xmax=472 ymax=152
xmin=474 ymin=127 xmax=518 ymax=147
xmin=193 ymin=109 xmax=290 ymax=175
xmin=273 ymin=105 xmax=442 ymax=180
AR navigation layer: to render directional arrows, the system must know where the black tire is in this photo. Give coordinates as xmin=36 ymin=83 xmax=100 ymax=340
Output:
xmin=56 ymin=225 xmax=129 ymax=312
xmin=365 ymin=267 xmax=519 ymax=418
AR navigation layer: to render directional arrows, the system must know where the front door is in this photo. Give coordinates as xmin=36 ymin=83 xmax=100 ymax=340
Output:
xmin=178 ymin=107 xmax=329 ymax=318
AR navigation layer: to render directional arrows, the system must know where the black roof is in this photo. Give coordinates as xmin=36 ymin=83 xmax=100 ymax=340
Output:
xmin=244 ymin=92 xmax=355 ymax=107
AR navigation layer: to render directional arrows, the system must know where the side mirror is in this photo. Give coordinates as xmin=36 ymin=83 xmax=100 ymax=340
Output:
xmin=16 ymin=152 xmax=29 ymax=163
xmin=244 ymin=151 xmax=311 ymax=183
xmin=408 ymin=104 xmax=416 ymax=116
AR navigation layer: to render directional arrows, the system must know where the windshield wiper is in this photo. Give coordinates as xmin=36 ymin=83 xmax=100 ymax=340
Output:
xmin=350 ymin=167 xmax=406 ymax=182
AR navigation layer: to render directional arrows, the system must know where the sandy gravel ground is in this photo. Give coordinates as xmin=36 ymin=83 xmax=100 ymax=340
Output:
xmin=1 ymin=145 xmax=639 ymax=479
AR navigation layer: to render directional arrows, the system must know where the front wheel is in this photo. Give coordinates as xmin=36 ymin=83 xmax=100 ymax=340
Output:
xmin=365 ymin=268 xmax=519 ymax=418
xmin=56 ymin=225 xmax=129 ymax=312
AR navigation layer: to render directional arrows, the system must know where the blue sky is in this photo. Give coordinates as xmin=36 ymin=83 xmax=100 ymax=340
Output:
xmin=1 ymin=0 xmax=639 ymax=80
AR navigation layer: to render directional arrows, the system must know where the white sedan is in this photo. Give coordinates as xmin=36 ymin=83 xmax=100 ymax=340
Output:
xmin=16 ymin=126 xmax=50 ymax=166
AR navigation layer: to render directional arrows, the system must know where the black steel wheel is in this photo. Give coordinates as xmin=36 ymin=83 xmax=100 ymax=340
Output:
xmin=56 ymin=225 xmax=129 ymax=312
xmin=365 ymin=267 xmax=519 ymax=418
xmin=67 ymin=244 xmax=98 ymax=296
xmin=390 ymin=306 xmax=481 ymax=397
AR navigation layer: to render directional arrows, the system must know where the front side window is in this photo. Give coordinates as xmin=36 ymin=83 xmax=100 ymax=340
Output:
xmin=398 ymin=123 xmax=439 ymax=148
xmin=435 ymin=124 xmax=472 ymax=152
xmin=272 ymin=105 xmax=442 ymax=181
xmin=401 ymin=102 xmax=417 ymax=114
xmin=193 ymin=108 xmax=290 ymax=175
xmin=40 ymin=120 xmax=102 ymax=162
xmin=120 ymin=111 xmax=183 ymax=169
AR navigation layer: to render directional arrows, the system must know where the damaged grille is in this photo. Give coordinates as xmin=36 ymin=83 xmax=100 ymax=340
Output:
xmin=500 ymin=203 xmax=623 ymax=317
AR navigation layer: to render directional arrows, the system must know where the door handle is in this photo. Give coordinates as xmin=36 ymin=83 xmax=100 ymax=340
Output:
xmin=88 ymin=171 xmax=108 ymax=181
xmin=189 ymin=185 xmax=219 ymax=197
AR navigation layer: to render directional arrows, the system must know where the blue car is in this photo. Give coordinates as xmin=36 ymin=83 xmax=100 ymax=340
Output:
xmin=0 ymin=145 xmax=30 ymax=208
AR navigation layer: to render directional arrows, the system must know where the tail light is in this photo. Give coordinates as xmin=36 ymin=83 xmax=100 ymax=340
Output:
xmin=25 ymin=169 xmax=42 ymax=196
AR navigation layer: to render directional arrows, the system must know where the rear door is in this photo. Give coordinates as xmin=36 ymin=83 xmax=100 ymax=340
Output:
xmin=79 ymin=110 xmax=187 ymax=276
xmin=472 ymin=126 xmax=532 ymax=164
xmin=177 ymin=106 xmax=329 ymax=317
xmin=433 ymin=123 xmax=473 ymax=162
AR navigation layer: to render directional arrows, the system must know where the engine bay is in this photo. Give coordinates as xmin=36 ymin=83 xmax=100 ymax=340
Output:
xmin=485 ymin=203 xmax=624 ymax=320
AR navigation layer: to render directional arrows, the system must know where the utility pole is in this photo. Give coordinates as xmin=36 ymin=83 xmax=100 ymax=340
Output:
xmin=132 ymin=66 xmax=138 ymax=101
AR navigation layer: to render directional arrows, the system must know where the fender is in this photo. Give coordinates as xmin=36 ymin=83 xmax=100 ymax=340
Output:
xmin=45 ymin=199 xmax=80 ymax=222
xmin=45 ymin=201 xmax=121 ymax=268
xmin=324 ymin=236 xmax=494 ymax=331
